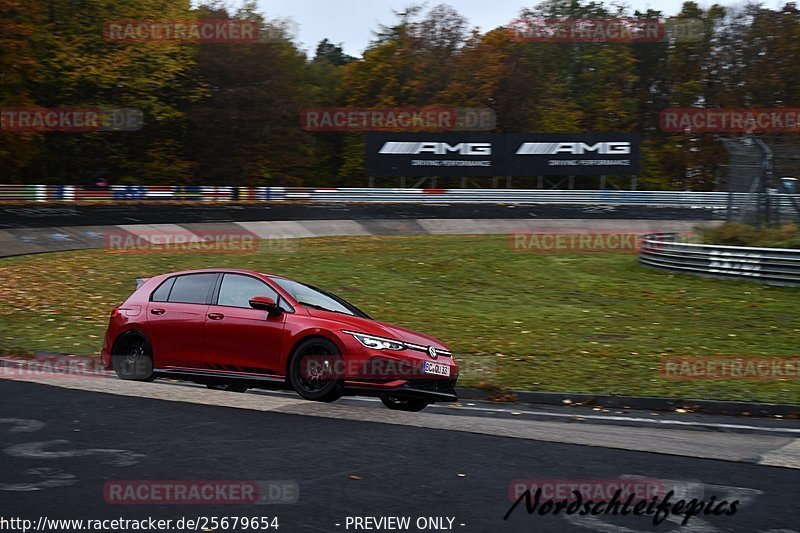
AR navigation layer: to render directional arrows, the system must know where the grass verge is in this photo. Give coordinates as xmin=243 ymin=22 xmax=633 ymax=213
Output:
xmin=699 ymin=222 xmax=800 ymax=248
xmin=0 ymin=235 xmax=798 ymax=404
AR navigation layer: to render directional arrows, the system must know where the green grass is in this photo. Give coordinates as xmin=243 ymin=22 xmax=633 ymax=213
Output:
xmin=1 ymin=235 xmax=798 ymax=404
xmin=699 ymin=222 xmax=800 ymax=249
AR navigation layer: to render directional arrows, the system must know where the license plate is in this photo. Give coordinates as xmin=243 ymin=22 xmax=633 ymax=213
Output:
xmin=422 ymin=361 xmax=450 ymax=377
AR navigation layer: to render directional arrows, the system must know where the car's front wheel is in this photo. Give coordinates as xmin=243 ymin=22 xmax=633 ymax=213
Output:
xmin=380 ymin=396 xmax=430 ymax=412
xmin=111 ymin=332 xmax=155 ymax=381
xmin=289 ymin=338 xmax=344 ymax=402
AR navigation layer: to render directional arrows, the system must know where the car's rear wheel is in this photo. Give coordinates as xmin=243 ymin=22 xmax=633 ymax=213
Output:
xmin=289 ymin=338 xmax=344 ymax=402
xmin=207 ymin=383 xmax=248 ymax=393
xmin=111 ymin=332 xmax=155 ymax=381
xmin=380 ymin=396 xmax=430 ymax=412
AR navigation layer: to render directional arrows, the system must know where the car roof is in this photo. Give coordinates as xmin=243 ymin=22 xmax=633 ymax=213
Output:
xmin=157 ymin=268 xmax=290 ymax=281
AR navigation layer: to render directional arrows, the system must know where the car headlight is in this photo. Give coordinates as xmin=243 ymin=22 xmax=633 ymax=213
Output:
xmin=344 ymin=331 xmax=405 ymax=351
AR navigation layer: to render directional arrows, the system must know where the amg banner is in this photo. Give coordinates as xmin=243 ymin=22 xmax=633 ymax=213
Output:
xmin=366 ymin=133 xmax=502 ymax=177
xmin=365 ymin=132 xmax=639 ymax=176
xmin=504 ymin=133 xmax=639 ymax=176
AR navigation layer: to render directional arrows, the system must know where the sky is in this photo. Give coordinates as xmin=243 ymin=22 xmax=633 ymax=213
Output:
xmin=248 ymin=0 xmax=786 ymax=57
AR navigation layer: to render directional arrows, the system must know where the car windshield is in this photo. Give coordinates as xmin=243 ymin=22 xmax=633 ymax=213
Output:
xmin=269 ymin=277 xmax=371 ymax=319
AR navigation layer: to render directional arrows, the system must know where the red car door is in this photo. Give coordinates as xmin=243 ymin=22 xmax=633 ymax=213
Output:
xmin=145 ymin=273 xmax=218 ymax=369
xmin=203 ymin=273 xmax=286 ymax=374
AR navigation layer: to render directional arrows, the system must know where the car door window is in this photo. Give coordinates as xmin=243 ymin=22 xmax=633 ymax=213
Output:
xmin=167 ymin=273 xmax=217 ymax=305
xmin=217 ymin=274 xmax=277 ymax=308
xmin=150 ymin=277 xmax=176 ymax=302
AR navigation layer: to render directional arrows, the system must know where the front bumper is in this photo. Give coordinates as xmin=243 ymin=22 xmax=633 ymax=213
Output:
xmin=335 ymin=337 xmax=459 ymax=402
xmin=344 ymin=377 xmax=458 ymax=402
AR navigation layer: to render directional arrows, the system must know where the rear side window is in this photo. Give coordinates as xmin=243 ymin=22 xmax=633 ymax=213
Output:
xmin=150 ymin=277 xmax=176 ymax=302
xmin=167 ymin=274 xmax=217 ymax=305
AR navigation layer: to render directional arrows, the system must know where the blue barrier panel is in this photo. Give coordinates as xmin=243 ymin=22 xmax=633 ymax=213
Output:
xmin=112 ymin=185 xmax=146 ymax=200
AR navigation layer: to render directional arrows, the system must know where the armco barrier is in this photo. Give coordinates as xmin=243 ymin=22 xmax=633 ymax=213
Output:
xmin=0 ymin=184 xmax=799 ymax=209
xmin=639 ymin=233 xmax=800 ymax=287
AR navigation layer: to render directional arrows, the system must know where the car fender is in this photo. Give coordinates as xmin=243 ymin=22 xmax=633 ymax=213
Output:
xmin=280 ymin=327 xmax=347 ymax=377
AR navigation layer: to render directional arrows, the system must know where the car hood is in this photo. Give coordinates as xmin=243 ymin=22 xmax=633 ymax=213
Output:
xmin=305 ymin=309 xmax=450 ymax=351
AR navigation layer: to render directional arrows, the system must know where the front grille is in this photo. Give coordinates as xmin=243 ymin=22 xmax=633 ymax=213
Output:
xmin=403 ymin=342 xmax=452 ymax=358
xmin=404 ymin=378 xmax=457 ymax=395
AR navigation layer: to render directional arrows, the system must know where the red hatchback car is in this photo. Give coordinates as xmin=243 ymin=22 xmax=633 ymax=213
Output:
xmin=101 ymin=269 xmax=458 ymax=411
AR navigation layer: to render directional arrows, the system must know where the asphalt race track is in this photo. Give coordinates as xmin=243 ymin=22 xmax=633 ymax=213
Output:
xmin=0 ymin=203 xmax=718 ymax=229
xmin=0 ymin=376 xmax=797 ymax=533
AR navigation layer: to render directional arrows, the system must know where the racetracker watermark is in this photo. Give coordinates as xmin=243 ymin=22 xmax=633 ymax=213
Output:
xmin=299 ymin=354 xmax=494 ymax=381
xmin=0 ymin=354 xmax=111 ymax=380
xmin=509 ymin=17 xmax=702 ymax=43
xmin=661 ymin=357 xmax=800 ymax=380
xmin=104 ymin=229 xmax=296 ymax=255
xmin=509 ymin=478 xmax=673 ymax=503
xmin=660 ymin=108 xmax=800 ymax=133
xmin=103 ymin=480 xmax=299 ymax=505
xmin=301 ymin=108 xmax=496 ymax=132
xmin=505 ymin=477 xmax=736 ymax=526
xmin=1 ymin=517 xmax=280 ymax=532
xmin=103 ymin=20 xmax=259 ymax=43
xmin=510 ymin=231 xmax=643 ymax=253
xmin=301 ymin=356 xmax=448 ymax=381
xmin=1 ymin=108 xmax=143 ymax=132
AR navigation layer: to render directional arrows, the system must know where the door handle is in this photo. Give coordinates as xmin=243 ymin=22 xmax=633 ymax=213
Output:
xmin=150 ymin=308 xmax=166 ymax=315
xmin=207 ymin=313 xmax=225 ymax=320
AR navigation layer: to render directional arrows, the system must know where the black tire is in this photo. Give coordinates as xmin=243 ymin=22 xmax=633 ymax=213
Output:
xmin=111 ymin=332 xmax=155 ymax=381
xmin=380 ymin=396 xmax=430 ymax=412
xmin=207 ymin=383 xmax=248 ymax=393
xmin=289 ymin=338 xmax=344 ymax=402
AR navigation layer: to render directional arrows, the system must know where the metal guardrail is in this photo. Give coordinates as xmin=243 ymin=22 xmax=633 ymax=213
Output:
xmin=293 ymin=188 xmax=733 ymax=206
xmin=0 ymin=184 xmax=799 ymax=209
xmin=639 ymin=233 xmax=800 ymax=287
xmin=283 ymin=188 xmax=797 ymax=209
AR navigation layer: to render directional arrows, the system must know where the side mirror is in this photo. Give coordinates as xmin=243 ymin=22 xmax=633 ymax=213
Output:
xmin=249 ymin=296 xmax=282 ymax=316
